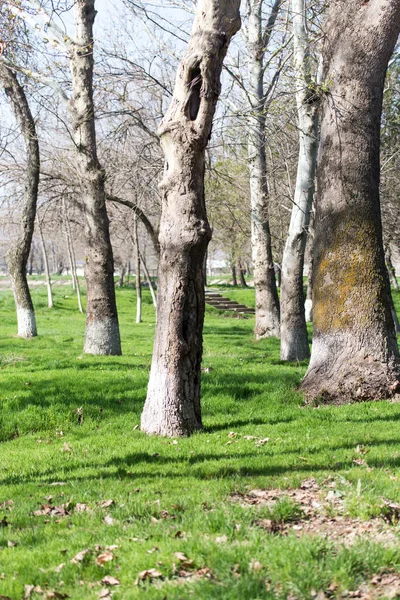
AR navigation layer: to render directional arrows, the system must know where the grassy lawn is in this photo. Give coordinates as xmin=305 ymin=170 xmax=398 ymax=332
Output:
xmin=1 ymin=281 xmax=400 ymax=598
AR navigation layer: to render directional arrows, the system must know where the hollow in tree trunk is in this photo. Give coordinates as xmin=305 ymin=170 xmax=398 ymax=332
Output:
xmin=1 ymin=65 xmax=39 ymax=338
xmin=70 ymin=0 xmax=121 ymax=355
xmin=301 ymin=0 xmax=400 ymax=402
xmin=141 ymin=0 xmax=241 ymax=436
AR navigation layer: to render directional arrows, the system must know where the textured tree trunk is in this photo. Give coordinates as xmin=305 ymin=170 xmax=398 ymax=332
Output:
xmin=37 ymin=217 xmax=53 ymax=309
xmin=70 ymin=0 xmax=121 ymax=355
xmin=247 ymin=0 xmax=280 ymax=339
xmin=141 ymin=0 xmax=241 ymax=436
xmin=385 ymin=245 xmax=399 ymax=291
xmin=301 ymin=0 xmax=400 ymax=402
xmin=280 ymin=0 xmax=319 ymax=361
xmin=1 ymin=66 xmax=39 ymax=338
xmin=118 ymin=265 xmax=126 ymax=287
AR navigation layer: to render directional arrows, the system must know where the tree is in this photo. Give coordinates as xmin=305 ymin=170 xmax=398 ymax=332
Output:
xmin=247 ymin=0 xmax=281 ymax=338
xmin=301 ymin=0 xmax=400 ymax=402
xmin=4 ymin=0 xmax=122 ymax=355
xmin=141 ymin=0 xmax=241 ymax=437
xmin=279 ymin=0 xmax=320 ymax=361
xmin=0 ymin=65 xmax=39 ymax=338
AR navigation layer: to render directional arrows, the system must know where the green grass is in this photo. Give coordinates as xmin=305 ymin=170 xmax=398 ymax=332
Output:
xmin=1 ymin=281 xmax=400 ymax=598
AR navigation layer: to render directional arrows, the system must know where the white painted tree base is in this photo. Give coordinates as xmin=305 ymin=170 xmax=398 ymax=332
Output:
xmin=17 ymin=307 xmax=37 ymax=338
xmin=84 ymin=317 xmax=121 ymax=355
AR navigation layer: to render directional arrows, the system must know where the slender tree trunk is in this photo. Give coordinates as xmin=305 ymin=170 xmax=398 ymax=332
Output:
xmin=140 ymin=251 xmax=157 ymax=308
xmin=238 ymin=260 xmax=248 ymax=287
xmin=141 ymin=0 xmax=241 ymax=437
xmin=231 ymin=265 xmax=238 ymax=287
xmin=385 ymin=245 xmax=399 ymax=291
xmin=280 ymin=0 xmax=319 ymax=361
xmin=70 ymin=0 xmax=121 ymax=355
xmin=247 ymin=0 xmax=281 ymax=339
xmin=37 ymin=216 xmax=53 ymax=309
xmin=301 ymin=0 xmax=400 ymax=402
xmin=62 ymin=198 xmax=84 ymax=314
xmin=133 ymin=215 xmax=142 ymax=323
xmin=0 ymin=66 xmax=39 ymax=338
xmin=118 ymin=265 xmax=126 ymax=287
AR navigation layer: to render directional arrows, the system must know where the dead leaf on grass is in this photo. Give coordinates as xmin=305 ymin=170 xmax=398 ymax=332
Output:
xmin=70 ymin=548 xmax=90 ymax=563
xmin=249 ymin=559 xmax=263 ymax=572
xmin=100 ymin=499 xmax=115 ymax=509
xmin=135 ymin=568 xmax=163 ymax=584
xmin=75 ymin=503 xmax=91 ymax=513
xmin=0 ymin=500 xmax=13 ymax=510
xmin=55 ymin=563 xmax=65 ymax=573
xmin=95 ymin=551 xmax=114 ymax=565
xmin=101 ymin=575 xmax=120 ymax=586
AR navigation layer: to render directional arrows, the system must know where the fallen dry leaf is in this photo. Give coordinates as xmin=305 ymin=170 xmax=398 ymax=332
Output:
xmin=7 ymin=540 xmax=17 ymax=547
xmin=135 ymin=568 xmax=163 ymax=584
xmin=24 ymin=585 xmax=35 ymax=598
xmin=100 ymin=499 xmax=115 ymax=509
xmin=0 ymin=500 xmax=13 ymax=510
xmin=75 ymin=503 xmax=91 ymax=513
xmin=96 ymin=551 xmax=114 ymax=565
xmin=70 ymin=549 xmax=90 ymax=564
xmin=55 ymin=563 xmax=65 ymax=573
xmin=101 ymin=575 xmax=120 ymax=586
xmin=249 ymin=559 xmax=263 ymax=572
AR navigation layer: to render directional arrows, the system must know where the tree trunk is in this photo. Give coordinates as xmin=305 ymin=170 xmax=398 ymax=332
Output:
xmin=133 ymin=215 xmax=142 ymax=323
xmin=1 ymin=65 xmax=39 ymax=338
xmin=118 ymin=265 xmax=126 ymax=287
xmin=280 ymin=0 xmax=319 ymax=361
xmin=301 ymin=0 xmax=400 ymax=402
xmin=247 ymin=0 xmax=280 ymax=339
xmin=37 ymin=216 xmax=53 ymax=309
xmin=231 ymin=265 xmax=238 ymax=287
xmin=70 ymin=0 xmax=121 ymax=355
xmin=140 ymin=251 xmax=157 ymax=309
xmin=62 ymin=198 xmax=84 ymax=314
xmin=238 ymin=260 xmax=248 ymax=287
xmin=385 ymin=245 xmax=399 ymax=291
xmin=141 ymin=0 xmax=241 ymax=437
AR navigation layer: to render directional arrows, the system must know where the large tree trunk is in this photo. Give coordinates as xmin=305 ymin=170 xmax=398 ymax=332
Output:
xmin=141 ymin=0 xmax=241 ymax=437
xmin=1 ymin=66 xmax=39 ymax=338
xmin=280 ymin=0 xmax=319 ymax=361
xmin=70 ymin=0 xmax=121 ymax=355
xmin=301 ymin=0 xmax=400 ymax=402
xmin=247 ymin=0 xmax=280 ymax=339
xmin=37 ymin=216 xmax=53 ymax=309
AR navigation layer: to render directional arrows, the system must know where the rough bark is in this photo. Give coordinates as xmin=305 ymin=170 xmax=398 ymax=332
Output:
xmin=1 ymin=65 xmax=39 ymax=338
xmin=141 ymin=0 xmax=241 ymax=437
xmin=280 ymin=0 xmax=319 ymax=361
xmin=247 ymin=0 xmax=281 ymax=339
xmin=301 ymin=0 xmax=400 ymax=402
xmin=70 ymin=0 xmax=121 ymax=355
xmin=37 ymin=216 xmax=53 ymax=309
